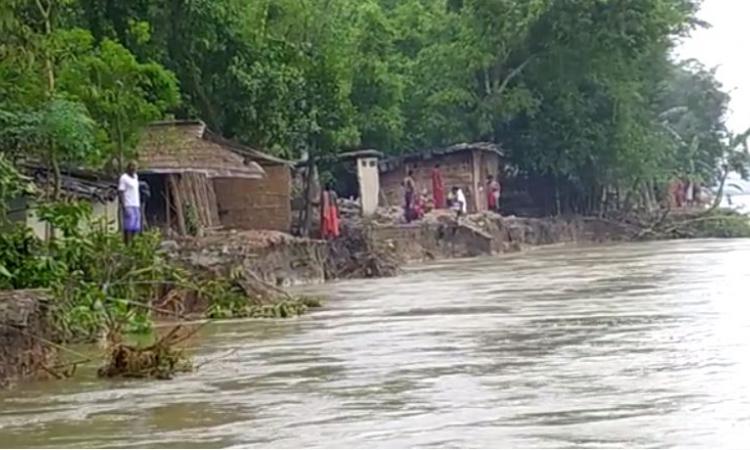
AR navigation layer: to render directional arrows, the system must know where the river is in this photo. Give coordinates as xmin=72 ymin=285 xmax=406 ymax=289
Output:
xmin=1 ymin=239 xmax=750 ymax=448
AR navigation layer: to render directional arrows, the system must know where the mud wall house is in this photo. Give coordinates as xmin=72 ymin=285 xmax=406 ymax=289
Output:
xmin=378 ymin=142 xmax=504 ymax=213
xmin=8 ymin=164 xmax=118 ymax=240
xmin=204 ymin=134 xmax=294 ymax=232
xmin=136 ymin=120 xmax=265 ymax=236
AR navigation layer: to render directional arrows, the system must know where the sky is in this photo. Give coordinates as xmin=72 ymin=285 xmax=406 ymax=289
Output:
xmin=677 ymin=0 xmax=750 ymax=132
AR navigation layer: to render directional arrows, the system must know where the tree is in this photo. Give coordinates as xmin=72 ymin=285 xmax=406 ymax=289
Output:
xmin=1 ymin=0 xmax=179 ymax=187
xmin=59 ymin=36 xmax=180 ymax=171
xmin=1 ymin=0 xmax=735 ymax=219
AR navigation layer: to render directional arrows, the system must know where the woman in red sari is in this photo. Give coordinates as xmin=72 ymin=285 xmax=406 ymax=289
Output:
xmin=320 ymin=182 xmax=340 ymax=239
xmin=432 ymin=163 xmax=445 ymax=209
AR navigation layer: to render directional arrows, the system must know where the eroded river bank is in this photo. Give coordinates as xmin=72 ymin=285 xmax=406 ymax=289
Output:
xmin=1 ymin=239 xmax=750 ymax=448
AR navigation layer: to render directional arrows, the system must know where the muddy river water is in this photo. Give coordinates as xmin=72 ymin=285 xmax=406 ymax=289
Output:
xmin=2 ymin=239 xmax=750 ymax=448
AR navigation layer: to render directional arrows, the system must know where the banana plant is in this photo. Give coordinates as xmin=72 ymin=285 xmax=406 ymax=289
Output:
xmin=712 ymin=127 xmax=750 ymax=210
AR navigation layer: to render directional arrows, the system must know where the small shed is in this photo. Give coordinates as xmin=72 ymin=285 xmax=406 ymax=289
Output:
xmin=9 ymin=164 xmax=118 ymax=239
xmin=205 ymin=133 xmax=294 ymax=232
xmin=136 ymin=120 xmax=265 ymax=236
xmin=379 ymin=142 xmax=503 ymax=213
xmin=338 ymin=150 xmax=383 ymax=217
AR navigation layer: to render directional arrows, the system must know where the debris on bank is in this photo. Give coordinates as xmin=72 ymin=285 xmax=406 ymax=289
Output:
xmin=98 ymin=324 xmax=197 ymax=380
xmin=631 ymin=207 xmax=750 ymax=240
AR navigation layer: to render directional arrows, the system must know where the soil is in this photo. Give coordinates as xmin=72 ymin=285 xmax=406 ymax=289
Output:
xmin=0 ymin=290 xmax=56 ymax=388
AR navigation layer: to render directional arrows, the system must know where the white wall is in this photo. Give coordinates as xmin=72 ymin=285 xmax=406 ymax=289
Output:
xmin=357 ymin=157 xmax=380 ymax=216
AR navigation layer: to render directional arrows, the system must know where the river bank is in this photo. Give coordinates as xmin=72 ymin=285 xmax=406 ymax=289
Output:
xmin=1 ymin=208 xmax=748 ymax=388
xmin=3 ymin=239 xmax=750 ymax=447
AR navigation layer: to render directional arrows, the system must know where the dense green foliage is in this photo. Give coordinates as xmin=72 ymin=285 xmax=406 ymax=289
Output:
xmin=0 ymin=203 xmax=186 ymax=340
xmin=1 ymin=0 xmax=748 ymax=210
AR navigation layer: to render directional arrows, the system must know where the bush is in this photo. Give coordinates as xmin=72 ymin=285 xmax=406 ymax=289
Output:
xmin=0 ymin=200 xmax=189 ymax=341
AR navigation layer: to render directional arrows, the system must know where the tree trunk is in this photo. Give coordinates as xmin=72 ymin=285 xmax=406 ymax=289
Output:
xmin=116 ymin=112 xmax=124 ymax=173
xmin=49 ymin=147 xmax=61 ymax=201
xmin=710 ymin=166 xmax=729 ymax=211
xmin=37 ymin=0 xmax=60 ymax=200
xmin=37 ymin=0 xmax=55 ymax=94
xmin=642 ymin=181 xmax=654 ymax=213
xmin=299 ymin=158 xmax=316 ymax=237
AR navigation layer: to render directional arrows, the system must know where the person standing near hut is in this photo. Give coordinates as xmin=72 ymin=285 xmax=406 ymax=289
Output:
xmin=403 ymin=169 xmax=416 ymax=222
xmin=451 ymin=186 xmax=467 ymax=220
xmin=431 ymin=164 xmax=445 ymax=209
xmin=118 ymin=162 xmax=142 ymax=244
xmin=320 ymin=182 xmax=340 ymax=239
xmin=486 ymin=174 xmax=501 ymax=212
xmin=669 ymin=178 xmax=685 ymax=208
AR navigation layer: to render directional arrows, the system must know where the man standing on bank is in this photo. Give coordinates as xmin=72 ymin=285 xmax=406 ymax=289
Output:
xmin=118 ymin=162 xmax=142 ymax=244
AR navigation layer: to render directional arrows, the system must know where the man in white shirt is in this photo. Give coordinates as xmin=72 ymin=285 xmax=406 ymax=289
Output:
xmin=118 ymin=162 xmax=141 ymax=243
xmin=450 ymin=186 xmax=467 ymax=219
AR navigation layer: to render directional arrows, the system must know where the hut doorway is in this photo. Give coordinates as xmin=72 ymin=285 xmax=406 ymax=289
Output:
xmin=139 ymin=172 xmax=220 ymax=236
xmin=329 ymin=161 xmax=359 ymax=200
xmin=141 ymin=173 xmax=167 ymax=230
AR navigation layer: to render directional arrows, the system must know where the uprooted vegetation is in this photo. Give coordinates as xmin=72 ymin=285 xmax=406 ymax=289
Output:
xmin=200 ymin=266 xmax=324 ymax=319
xmin=97 ymin=325 xmax=198 ymax=379
xmin=610 ymin=207 xmax=750 ymax=240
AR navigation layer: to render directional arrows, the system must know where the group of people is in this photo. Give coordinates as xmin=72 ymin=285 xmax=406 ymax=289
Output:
xmin=669 ymin=179 xmax=709 ymax=209
xmin=402 ymin=164 xmax=502 ymax=223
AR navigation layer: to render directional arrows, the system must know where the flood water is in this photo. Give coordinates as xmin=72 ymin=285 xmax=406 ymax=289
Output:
xmin=2 ymin=239 xmax=750 ymax=448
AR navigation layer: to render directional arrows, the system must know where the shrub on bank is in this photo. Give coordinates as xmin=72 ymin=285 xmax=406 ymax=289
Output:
xmin=0 ymin=201 xmax=187 ymax=341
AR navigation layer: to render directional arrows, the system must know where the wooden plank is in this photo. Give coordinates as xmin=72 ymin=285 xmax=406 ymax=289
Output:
xmin=471 ymin=149 xmax=482 ymax=213
xmin=165 ymin=176 xmax=172 ymax=232
xmin=194 ymin=173 xmax=210 ymax=227
xmin=205 ymin=179 xmax=220 ymax=226
xmin=168 ymin=174 xmax=187 ymax=236
xmin=197 ymin=174 xmax=212 ymax=227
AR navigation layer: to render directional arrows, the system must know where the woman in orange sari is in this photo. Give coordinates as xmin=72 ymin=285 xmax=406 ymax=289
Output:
xmin=320 ymin=182 xmax=340 ymax=239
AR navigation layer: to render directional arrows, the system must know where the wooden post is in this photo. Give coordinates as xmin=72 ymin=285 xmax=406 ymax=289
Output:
xmin=471 ymin=149 xmax=482 ymax=212
xmin=165 ymin=176 xmax=172 ymax=233
xmin=168 ymin=174 xmax=187 ymax=236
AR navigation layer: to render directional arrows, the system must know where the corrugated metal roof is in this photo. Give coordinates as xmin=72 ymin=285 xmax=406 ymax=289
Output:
xmin=338 ymin=149 xmax=384 ymax=160
xmin=18 ymin=162 xmax=117 ymax=201
xmin=379 ymin=142 xmax=503 ymax=172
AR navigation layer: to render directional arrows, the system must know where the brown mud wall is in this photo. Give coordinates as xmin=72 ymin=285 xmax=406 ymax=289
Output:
xmin=172 ymin=231 xmax=328 ymax=288
xmin=0 ymin=290 xmax=56 ymax=388
xmin=368 ymin=214 xmax=632 ymax=263
xmin=213 ymin=165 xmax=292 ymax=232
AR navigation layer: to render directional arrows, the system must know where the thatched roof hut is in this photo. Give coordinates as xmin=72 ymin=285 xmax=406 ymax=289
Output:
xmin=137 ymin=120 xmax=265 ymax=179
xmin=135 ymin=120 xmax=272 ymax=236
